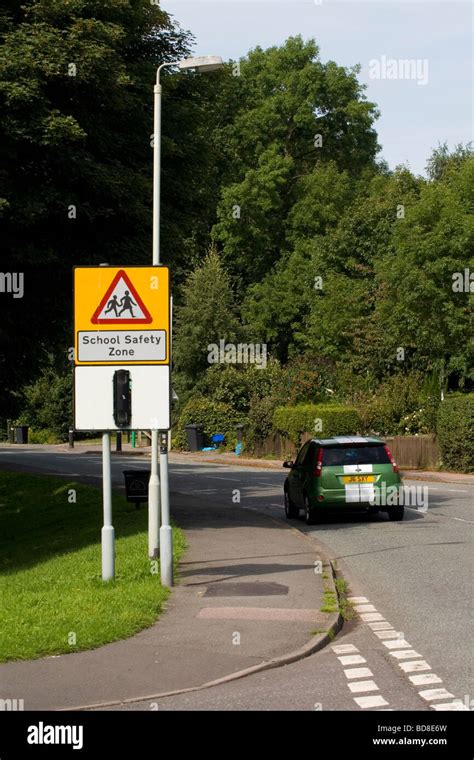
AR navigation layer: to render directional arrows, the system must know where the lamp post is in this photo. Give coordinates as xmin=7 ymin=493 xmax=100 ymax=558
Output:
xmin=148 ymin=55 xmax=223 ymax=584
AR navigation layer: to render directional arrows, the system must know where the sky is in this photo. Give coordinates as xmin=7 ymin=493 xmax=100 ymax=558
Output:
xmin=162 ymin=0 xmax=473 ymax=176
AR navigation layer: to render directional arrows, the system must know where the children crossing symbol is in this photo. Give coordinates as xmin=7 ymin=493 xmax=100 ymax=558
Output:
xmin=91 ymin=270 xmax=152 ymax=324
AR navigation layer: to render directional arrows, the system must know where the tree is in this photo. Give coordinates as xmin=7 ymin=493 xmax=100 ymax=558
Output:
xmin=211 ymin=36 xmax=380 ymax=292
xmin=374 ymin=152 xmax=474 ymax=387
xmin=0 ymin=0 xmax=207 ymax=417
xmin=173 ymin=248 xmax=241 ymax=389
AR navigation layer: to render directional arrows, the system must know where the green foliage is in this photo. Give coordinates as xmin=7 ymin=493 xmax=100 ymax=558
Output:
xmin=374 ymin=156 xmax=474 ymax=383
xmin=198 ymin=360 xmax=284 ymax=414
xmin=436 ymin=394 xmax=474 ymax=472
xmin=273 ymin=403 xmax=361 ymax=445
xmin=0 ymin=0 xmax=206 ymax=417
xmin=173 ymin=396 xmax=247 ymax=450
xmin=356 ymin=372 xmax=440 ymax=436
xmin=173 ymin=249 xmax=241 ymax=387
xmin=212 ymin=36 xmax=379 ymax=292
xmin=18 ymin=362 xmax=72 ymax=441
xmin=27 ymin=428 xmax=60 ymax=444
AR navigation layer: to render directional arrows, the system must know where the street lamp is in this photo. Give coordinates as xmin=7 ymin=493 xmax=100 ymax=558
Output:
xmin=148 ymin=55 xmax=224 ymax=586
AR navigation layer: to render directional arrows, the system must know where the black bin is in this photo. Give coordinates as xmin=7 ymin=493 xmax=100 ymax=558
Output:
xmin=123 ymin=470 xmax=151 ymax=506
xmin=14 ymin=426 xmax=29 ymax=444
xmin=185 ymin=424 xmax=204 ymax=452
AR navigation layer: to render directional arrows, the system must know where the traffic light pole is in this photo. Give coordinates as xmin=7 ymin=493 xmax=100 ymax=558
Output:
xmin=149 ymin=63 xmax=173 ymax=583
xmin=101 ymin=432 xmax=115 ymax=580
xmin=159 ymin=432 xmax=173 ymax=587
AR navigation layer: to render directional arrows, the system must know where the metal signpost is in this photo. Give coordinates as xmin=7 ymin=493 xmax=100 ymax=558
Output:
xmin=73 ymin=265 xmax=170 ymax=581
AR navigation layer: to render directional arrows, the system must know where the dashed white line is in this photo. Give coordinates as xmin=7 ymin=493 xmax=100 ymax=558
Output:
xmin=374 ymin=630 xmax=404 ymax=640
xmin=431 ymin=700 xmax=469 ymax=711
xmin=332 ymin=644 xmax=359 ymax=654
xmin=353 ymin=695 xmax=389 ymax=709
xmin=348 ymin=680 xmax=380 ymax=693
xmin=399 ymin=660 xmax=431 ymax=673
xmin=360 ymin=612 xmax=384 ymax=622
xmin=344 ymin=668 xmax=374 ymax=679
xmin=383 ymin=638 xmax=412 ymax=650
xmin=390 ymin=649 xmax=422 ymax=660
xmin=419 ymin=688 xmax=455 ymax=701
xmin=367 ymin=621 xmax=393 ymax=631
xmin=409 ymin=673 xmax=443 ymax=686
xmin=338 ymin=655 xmax=367 ymax=665
xmin=352 ymin=595 xmax=465 ymax=710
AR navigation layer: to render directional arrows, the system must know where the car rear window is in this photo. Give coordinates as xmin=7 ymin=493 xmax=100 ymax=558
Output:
xmin=322 ymin=445 xmax=390 ymax=467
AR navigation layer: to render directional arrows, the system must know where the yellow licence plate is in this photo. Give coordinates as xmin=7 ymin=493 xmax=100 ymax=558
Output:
xmin=342 ymin=475 xmax=376 ymax=484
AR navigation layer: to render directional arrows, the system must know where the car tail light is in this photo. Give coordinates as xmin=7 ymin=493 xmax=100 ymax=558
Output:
xmin=314 ymin=448 xmax=323 ymax=477
xmin=384 ymin=444 xmax=399 ymax=473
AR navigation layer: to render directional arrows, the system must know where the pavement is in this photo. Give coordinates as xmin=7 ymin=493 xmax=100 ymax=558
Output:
xmin=0 ymin=475 xmax=339 ymax=711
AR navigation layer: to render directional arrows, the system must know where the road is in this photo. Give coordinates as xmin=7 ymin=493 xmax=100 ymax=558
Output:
xmin=0 ymin=446 xmax=472 ymax=710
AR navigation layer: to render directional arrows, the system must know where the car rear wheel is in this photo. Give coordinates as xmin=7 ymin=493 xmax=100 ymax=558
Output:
xmin=388 ymin=505 xmax=404 ymax=521
xmin=304 ymin=495 xmax=318 ymax=525
xmin=284 ymin=489 xmax=299 ymax=519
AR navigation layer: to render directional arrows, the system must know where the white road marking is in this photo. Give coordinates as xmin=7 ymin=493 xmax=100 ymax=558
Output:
xmin=418 ymin=688 xmax=455 ymax=701
xmin=338 ymin=655 xmax=367 ymax=665
xmin=383 ymin=638 xmax=411 ymax=650
xmin=390 ymin=649 xmax=422 ymax=660
xmin=354 ymin=695 xmax=389 ymax=708
xmin=431 ymin=701 xmax=469 ymax=711
xmin=354 ymin=594 xmax=465 ymax=710
xmin=409 ymin=673 xmax=442 ymax=686
xmin=331 ymin=644 xmax=359 ymax=654
xmin=353 ymin=604 xmax=377 ymax=613
xmin=360 ymin=612 xmax=385 ymax=622
xmin=374 ymin=630 xmax=404 ymax=640
xmin=399 ymin=660 xmax=431 ymax=673
xmin=368 ymin=622 xmax=393 ymax=631
xmin=348 ymin=680 xmax=379 ymax=693
xmin=344 ymin=668 xmax=373 ymax=679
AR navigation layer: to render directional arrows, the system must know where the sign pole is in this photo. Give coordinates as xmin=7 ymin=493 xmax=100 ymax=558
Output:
xmin=154 ymin=69 xmax=173 ymax=586
xmin=147 ymin=74 xmax=162 ymax=559
xmin=159 ymin=432 xmax=173 ymax=587
xmin=101 ymin=432 xmax=115 ymax=580
xmin=148 ymin=432 xmax=160 ymax=558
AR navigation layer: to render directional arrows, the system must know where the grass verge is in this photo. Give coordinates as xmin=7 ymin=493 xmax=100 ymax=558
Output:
xmin=0 ymin=471 xmax=186 ymax=662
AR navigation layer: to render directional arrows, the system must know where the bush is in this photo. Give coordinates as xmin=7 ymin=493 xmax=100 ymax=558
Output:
xmin=436 ymin=394 xmax=474 ymax=472
xmin=246 ymin=395 xmax=280 ymax=450
xmin=173 ymin=396 xmax=247 ymax=450
xmin=27 ymin=429 xmax=61 ymax=444
xmin=357 ymin=372 xmax=440 ymax=436
xmin=17 ymin=363 xmax=72 ymax=443
xmin=273 ymin=404 xmax=361 ymax=445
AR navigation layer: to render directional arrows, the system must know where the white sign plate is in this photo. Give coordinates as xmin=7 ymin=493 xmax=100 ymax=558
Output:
xmin=77 ymin=330 xmax=166 ymax=362
xmin=74 ymin=365 xmax=170 ymax=431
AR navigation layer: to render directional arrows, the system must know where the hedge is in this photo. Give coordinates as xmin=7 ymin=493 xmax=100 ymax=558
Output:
xmin=173 ymin=396 xmax=247 ymax=450
xmin=436 ymin=394 xmax=474 ymax=472
xmin=272 ymin=404 xmax=361 ymax=445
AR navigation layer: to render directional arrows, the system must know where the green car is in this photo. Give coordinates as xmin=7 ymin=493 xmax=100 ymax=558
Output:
xmin=283 ymin=436 xmax=403 ymax=525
